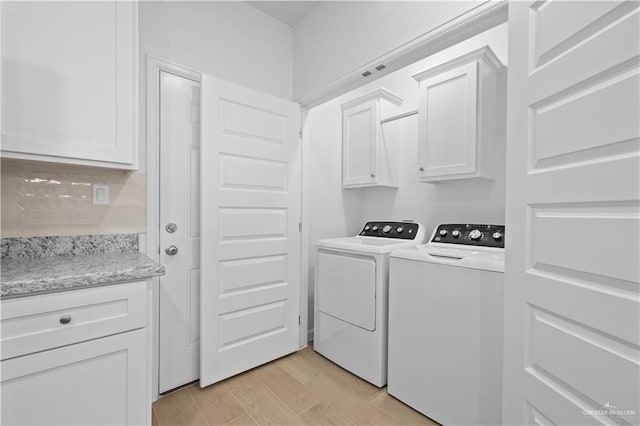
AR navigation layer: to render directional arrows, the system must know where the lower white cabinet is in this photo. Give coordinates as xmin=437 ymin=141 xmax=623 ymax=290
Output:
xmin=1 ymin=330 xmax=147 ymax=426
xmin=0 ymin=282 xmax=151 ymax=425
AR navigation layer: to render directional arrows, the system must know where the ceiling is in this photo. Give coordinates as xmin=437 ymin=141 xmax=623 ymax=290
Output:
xmin=246 ymin=1 xmax=320 ymax=27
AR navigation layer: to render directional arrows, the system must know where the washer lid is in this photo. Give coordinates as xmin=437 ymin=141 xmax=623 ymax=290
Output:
xmin=316 ymin=236 xmax=425 ymax=254
xmin=390 ymin=244 xmax=505 ymax=273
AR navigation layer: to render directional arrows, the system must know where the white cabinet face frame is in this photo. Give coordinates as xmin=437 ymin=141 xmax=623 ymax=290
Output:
xmin=342 ymin=99 xmax=379 ymax=186
xmin=0 ymin=1 xmax=138 ymax=169
xmin=413 ymin=46 xmax=503 ymax=182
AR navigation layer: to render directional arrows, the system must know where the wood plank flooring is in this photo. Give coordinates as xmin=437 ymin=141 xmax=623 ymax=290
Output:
xmin=153 ymin=345 xmax=438 ymax=426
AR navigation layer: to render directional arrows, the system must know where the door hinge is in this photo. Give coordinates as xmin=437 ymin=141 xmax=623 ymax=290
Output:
xmin=298 ymin=315 xmax=301 ymax=325
xmin=299 ymin=222 xmax=302 ymax=232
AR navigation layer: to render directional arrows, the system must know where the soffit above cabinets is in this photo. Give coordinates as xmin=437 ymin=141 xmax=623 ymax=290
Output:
xmin=245 ymin=1 xmax=320 ymax=27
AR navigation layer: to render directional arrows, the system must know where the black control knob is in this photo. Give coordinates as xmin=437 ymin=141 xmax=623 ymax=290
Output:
xmin=492 ymin=232 xmax=503 ymax=240
xmin=383 ymin=225 xmax=392 ymax=233
xmin=452 ymin=230 xmax=461 ymax=238
xmin=439 ymin=229 xmax=448 ymax=236
xmin=372 ymin=226 xmax=379 ymax=231
xmin=396 ymin=227 xmax=404 ymax=233
xmin=364 ymin=225 xmax=371 ymax=231
xmin=469 ymin=229 xmax=483 ymax=240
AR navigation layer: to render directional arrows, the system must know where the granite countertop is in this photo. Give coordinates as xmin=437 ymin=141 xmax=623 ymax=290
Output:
xmin=1 ymin=252 xmax=165 ymax=299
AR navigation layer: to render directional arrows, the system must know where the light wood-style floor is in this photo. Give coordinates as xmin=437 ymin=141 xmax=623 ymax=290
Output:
xmin=152 ymin=345 xmax=438 ymax=426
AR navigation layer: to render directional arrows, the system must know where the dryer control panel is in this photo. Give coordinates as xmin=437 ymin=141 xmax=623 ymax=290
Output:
xmin=359 ymin=221 xmax=421 ymax=240
xmin=431 ymin=224 xmax=505 ymax=248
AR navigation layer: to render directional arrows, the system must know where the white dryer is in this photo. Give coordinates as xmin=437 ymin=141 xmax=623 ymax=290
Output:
xmin=388 ymin=223 xmax=505 ymax=426
xmin=314 ymin=221 xmax=425 ymax=387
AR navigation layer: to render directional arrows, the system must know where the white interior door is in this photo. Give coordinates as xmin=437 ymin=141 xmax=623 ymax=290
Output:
xmin=200 ymin=74 xmax=301 ymax=387
xmin=503 ymin=2 xmax=640 ymax=425
xmin=159 ymin=71 xmax=201 ymax=392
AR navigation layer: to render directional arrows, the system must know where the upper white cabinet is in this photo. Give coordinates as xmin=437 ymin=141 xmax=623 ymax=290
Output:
xmin=412 ymin=46 xmax=503 ymax=182
xmin=342 ymin=88 xmax=402 ymax=188
xmin=1 ymin=1 xmax=138 ymax=169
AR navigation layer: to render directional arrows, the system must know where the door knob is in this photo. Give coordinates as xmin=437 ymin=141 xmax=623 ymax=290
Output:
xmin=165 ymin=246 xmax=178 ymax=256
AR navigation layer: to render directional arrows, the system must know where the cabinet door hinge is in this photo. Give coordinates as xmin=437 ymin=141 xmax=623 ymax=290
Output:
xmin=298 ymin=129 xmax=303 ymax=138
xmin=298 ymin=315 xmax=301 ymax=325
xmin=299 ymin=222 xmax=302 ymax=232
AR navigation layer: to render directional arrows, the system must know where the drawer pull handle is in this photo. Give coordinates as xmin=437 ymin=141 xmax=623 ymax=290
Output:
xmin=59 ymin=315 xmax=72 ymax=325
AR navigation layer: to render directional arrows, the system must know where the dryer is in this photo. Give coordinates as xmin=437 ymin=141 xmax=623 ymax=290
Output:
xmin=314 ymin=221 xmax=425 ymax=387
xmin=388 ymin=223 xmax=505 ymax=426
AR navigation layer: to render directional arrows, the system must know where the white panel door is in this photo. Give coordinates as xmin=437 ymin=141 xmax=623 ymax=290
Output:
xmin=503 ymin=2 xmax=640 ymax=425
xmin=159 ymin=71 xmax=201 ymax=392
xmin=200 ymin=74 xmax=301 ymax=387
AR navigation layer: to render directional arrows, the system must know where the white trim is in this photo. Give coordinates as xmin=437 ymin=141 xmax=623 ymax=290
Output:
xmin=340 ymin=88 xmax=403 ymax=110
xmin=294 ymin=0 xmax=508 ymax=108
xmin=145 ymin=55 xmax=201 ymax=401
xmin=300 ymin=108 xmax=310 ymax=348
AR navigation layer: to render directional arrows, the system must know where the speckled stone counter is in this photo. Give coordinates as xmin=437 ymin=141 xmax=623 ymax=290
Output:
xmin=1 ymin=252 xmax=165 ymax=299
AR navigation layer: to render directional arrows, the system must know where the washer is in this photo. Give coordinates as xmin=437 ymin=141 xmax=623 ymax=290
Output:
xmin=314 ymin=221 xmax=426 ymax=387
xmin=388 ymin=223 xmax=505 ymax=426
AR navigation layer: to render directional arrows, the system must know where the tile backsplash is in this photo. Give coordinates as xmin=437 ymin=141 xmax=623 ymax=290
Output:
xmin=1 ymin=159 xmax=146 ymax=237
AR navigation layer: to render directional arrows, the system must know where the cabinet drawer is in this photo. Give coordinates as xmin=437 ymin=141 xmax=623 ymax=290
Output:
xmin=1 ymin=281 xmax=146 ymax=360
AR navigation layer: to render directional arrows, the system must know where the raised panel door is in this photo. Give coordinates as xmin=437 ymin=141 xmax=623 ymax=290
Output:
xmin=503 ymin=2 xmax=639 ymax=424
xmin=199 ymin=74 xmax=301 ymax=387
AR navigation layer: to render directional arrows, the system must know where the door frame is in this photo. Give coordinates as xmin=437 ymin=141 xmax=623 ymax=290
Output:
xmin=145 ymin=56 xmax=201 ymax=400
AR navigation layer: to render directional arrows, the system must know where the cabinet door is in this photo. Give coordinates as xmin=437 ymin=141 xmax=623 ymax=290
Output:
xmin=418 ymin=62 xmax=478 ymax=180
xmin=343 ymin=101 xmax=378 ymax=186
xmin=1 ymin=1 xmax=137 ymax=169
xmin=1 ymin=329 xmax=147 ymax=426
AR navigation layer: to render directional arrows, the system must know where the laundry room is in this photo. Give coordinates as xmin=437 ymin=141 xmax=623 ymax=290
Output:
xmin=1 ymin=1 xmax=638 ymax=426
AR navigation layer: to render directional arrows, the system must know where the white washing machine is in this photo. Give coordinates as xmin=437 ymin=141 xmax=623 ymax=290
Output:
xmin=314 ymin=221 xmax=426 ymax=387
xmin=388 ymin=223 xmax=505 ymax=426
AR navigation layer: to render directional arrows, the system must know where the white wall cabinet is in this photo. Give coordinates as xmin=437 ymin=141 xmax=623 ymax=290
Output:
xmin=1 ymin=282 xmax=150 ymax=425
xmin=342 ymin=88 xmax=402 ymax=188
xmin=1 ymin=1 xmax=138 ymax=169
xmin=412 ymin=46 xmax=503 ymax=182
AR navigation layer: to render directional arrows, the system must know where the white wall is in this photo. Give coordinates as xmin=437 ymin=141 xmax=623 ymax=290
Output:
xmin=293 ymin=0 xmax=484 ymax=100
xmin=303 ymin=23 xmax=508 ymax=334
xmin=140 ymin=1 xmax=293 ymax=100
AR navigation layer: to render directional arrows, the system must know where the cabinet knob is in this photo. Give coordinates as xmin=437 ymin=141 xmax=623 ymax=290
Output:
xmin=370 ymin=173 xmax=375 ymax=178
xmin=59 ymin=315 xmax=72 ymax=325
xmin=419 ymin=167 xmax=424 ymax=172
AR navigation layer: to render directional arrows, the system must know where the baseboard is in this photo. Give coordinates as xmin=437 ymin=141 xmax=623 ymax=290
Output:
xmin=307 ymin=328 xmax=314 ymax=342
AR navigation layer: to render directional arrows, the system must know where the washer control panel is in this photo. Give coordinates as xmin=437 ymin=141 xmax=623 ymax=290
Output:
xmin=359 ymin=221 xmax=421 ymax=240
xmin=431 ymin=224 xmax=505 ymax=248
